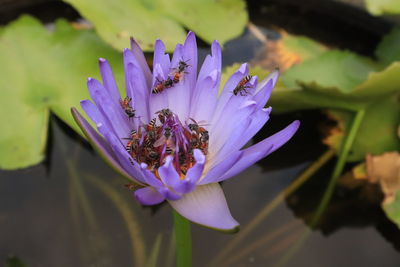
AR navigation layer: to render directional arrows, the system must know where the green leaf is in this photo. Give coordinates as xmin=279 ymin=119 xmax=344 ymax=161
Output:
xmin=325 ymin=96 xmax=400 ymax=162
xmin=375 ymin=27 xmax=400 ymax=65
xmin=63 ymin=0 xmax=248 ymax=52
xmin=282 ymin=50 xmax=379 ymax=93
xmin=0 ymin=15 xmax=123 ymax=170
xmin=281 ymin=34 xmax=328 ymax=62
xmin=365 ymin=0 xmax=400 ymax=15
xmin=383 ymin=191 xmax=400 ymax=229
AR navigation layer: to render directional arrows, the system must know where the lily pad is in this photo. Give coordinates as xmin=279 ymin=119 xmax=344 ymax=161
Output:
xmin=0 ymin=15 xmax=123 ymax=170
xmin=324 ymin=96 xmax=400 ymax=161
xmin=63 ymin=0 xmax=247 ymax=52
xmin=375 ymin=27 xmax=400 ymax=66
xmin=365 ymin=0 xmax=400 ymax=15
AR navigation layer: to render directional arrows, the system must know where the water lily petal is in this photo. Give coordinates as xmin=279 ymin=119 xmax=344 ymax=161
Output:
xmin=134 ymin=186 xmax=166 ymax=205
xmin=196 ymin=40 xmax=222 ymax=85
xmin=212 ymin=63 xmax=248 ymax=121
xmin=149 ymin=64 xmax=169 ymax=116
xmin=71 ymin=107 xmax=133 ymax=181
xmin=153 ymin=39 xmax=171 ymax=77
xmin=130 ymin=37 xmax=152 ymax=88
xmin=168 ymin=44 xmax=190 ymax=119
xmin=139 ymin=163 xmax=164 ymax=188
xmin=99 ymin=58 xmax=120 ymax=104
xmin=215 ymin=120 xmax=300 ymax=183
xmin=99 ymin=123 xmax=147 ymax=184
xmin=212 ymin=107 xmax=272 ymax=165
xmin=209 ymin=100 xmax=257 ymax=158
xmin=123 ymin=49 xmax=150 ymax=121
xmin=182 ymin=31 xmax=197 ymax=91
xmin=252 ymin=70 xmax=279 ymax=110
xmin=199 ymin=150 xmax=243 ymax=185
xmin=158 ymin=156 xmax=181 ymax=188
xmin=175 ymin=149 xmax=205 ymax=194
xmin=169 ymin=183 xmax=239 ymax=232
xmin=87 ymin=78 xmax=130 ymax=139
xmin=189 ymin=69 xmax=220 ymax=122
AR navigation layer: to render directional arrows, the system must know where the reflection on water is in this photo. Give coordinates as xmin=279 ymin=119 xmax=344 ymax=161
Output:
xmin=1 ymin=114 xmax=399 ymax=267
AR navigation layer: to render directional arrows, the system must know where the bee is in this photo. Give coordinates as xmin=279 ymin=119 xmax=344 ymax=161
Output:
xmin=146 ymin=118 xmax=157 ymax=131
xmin=124 ymin=130 xmax=140 ymax=153
xmin=170 ymin=60 xmax=190 ymax=83
xmin=165 ymin=145 xmax=174 ymax=155
xmin=143 ymin=118 xmax=158 ymax=147
xmin=233 ymin=75 xmax=253 ymax=96
xmin=153 ymin=127 xmax=172 ymax=148
xmin=156 ymin=108 xmax=172 ymax=123
xmin=188 ymin=119 xmax=208 ymax=136
xmin=124 ymin=183 xmax=139 ymax=191
xmin=120 ymin=96 xmax=136 ymax=118
xmin=152 ymin=78 xmax=174 ymax=94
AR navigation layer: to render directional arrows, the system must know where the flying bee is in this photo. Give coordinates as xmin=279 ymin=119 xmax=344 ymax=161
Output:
xmin=152 ymin=78 xmax=174 ymax=94
xmin=170 ymin=60 xmax=190 ymax=83
xmin=233 ymin=75 xmax=253 ymax=96
xmin=156 ymin=108 xmax=172 ymax=123
xmin=119 ymin=96 xmax=136 ymax=118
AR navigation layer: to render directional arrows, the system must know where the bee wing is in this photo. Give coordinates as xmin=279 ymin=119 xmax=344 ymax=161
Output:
xmin=154 ymin=136 xmax=167 ymax=147
xmin=197 ymin=120 xmax=210 ymax=127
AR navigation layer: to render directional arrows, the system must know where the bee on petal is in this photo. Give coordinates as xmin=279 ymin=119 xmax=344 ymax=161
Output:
xmin=233 ymin=75 xmax=253 ymax=96
xmin=120 ymin=96 xmax=136 ymax=118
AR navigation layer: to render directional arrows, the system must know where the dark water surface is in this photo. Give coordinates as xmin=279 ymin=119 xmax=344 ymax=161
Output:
xmin=1 ymin=0 xmax=400 ymax=266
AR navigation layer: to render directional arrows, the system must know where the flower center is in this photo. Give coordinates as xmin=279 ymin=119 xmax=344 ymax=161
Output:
xmin=124 ymin=108 xmax=209 ymax=178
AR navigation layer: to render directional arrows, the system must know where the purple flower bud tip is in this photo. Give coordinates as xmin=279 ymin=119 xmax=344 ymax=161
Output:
xmin=99 ymin=58 xmax=106 ymax=63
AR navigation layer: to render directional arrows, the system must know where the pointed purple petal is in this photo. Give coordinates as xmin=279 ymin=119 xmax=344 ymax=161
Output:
xmin=167 ymin=44 xmax=190 ymax=119
xmin=182 ymin=32 xmax=197 ymax=91
xmin=169 ymin=183 xmax=239 ymax=232
xmin=196 ymin=40 xmax=222 ymax=84
xmin=210 ymin=63 xmax=249 ymax=129
xmin=158 ymin=156 xmax=181 ymax=188
xmin=213 ymin=120 xmax=300 ymax=183
xmin=123 ymin=49 xmax=150 ymax=121
xmin=199 ymin=150 xmax=243 ymax=185
xmin=189 ymin=69 xmax=220 ymax=122
xmin=87 ymin=78 xmax=131 ymax=139
xmin=98 ymin=58 xmax=120 ymax=104
xmin=130 ymin=37 xmax=152 ymax=88
xmin=209 ymin=100 xmax=257 ymax=158
xmin=212 ymin=107 xmax=272 ymax=165
xmin=175 ymin=149 xmax=205 ymax=194
xmin=98 ymin=123 xmax=147 ymax=184
xmin=252 ymin=70 xmax=279 ymax=109
xmin=153 ymin=39 xmax=171 ymax=77
xmin=71 ymin=107 xmax=134 ymax=181
xmin=149 ymin=64 xmax=169 ymax=116
xmin=140 ymin=163 xmax=163 ymax=188
xmin=134 ymin=186 xmax=165 ymax=205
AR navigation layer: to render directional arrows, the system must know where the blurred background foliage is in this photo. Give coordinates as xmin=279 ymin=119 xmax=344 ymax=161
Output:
xmin=0 ymin=0 xmax=399 ymax=256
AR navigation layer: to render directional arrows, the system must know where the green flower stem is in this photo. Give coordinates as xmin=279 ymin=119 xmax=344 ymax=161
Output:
xmin=173 ymin=210 xmax=192 ymax=267
xmin=275 ymin=109 xmax=366 ymax=267
xmin=311 ymin=108 xmax=366 ymax=228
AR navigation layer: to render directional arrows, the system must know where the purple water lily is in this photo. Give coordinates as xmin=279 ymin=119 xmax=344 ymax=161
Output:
xmin=71 ymin=32 xmax=299 ymax=232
